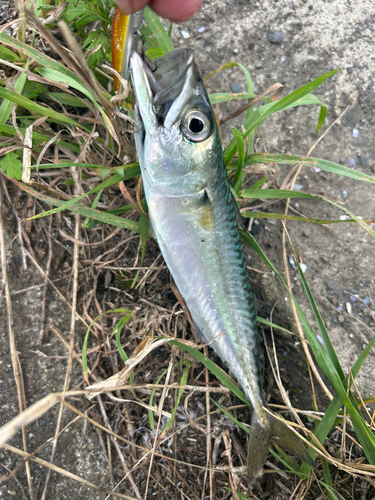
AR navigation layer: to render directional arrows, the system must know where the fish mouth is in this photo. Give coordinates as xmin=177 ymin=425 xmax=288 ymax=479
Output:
xmin=130 ymin=49 xmax=203 ymax=130
xmin=145 ymin=49 xmax=195 ymax=107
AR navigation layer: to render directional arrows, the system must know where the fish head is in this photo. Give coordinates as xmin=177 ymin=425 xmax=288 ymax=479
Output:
xmin=130 ymin=49 xmax=222 ymax=196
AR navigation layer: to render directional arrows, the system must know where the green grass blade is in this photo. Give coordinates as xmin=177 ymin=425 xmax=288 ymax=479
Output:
xmin=82 ymin=308 xmax=131 ymax=377
xmin=0 ymin=32 xmax=85 ymax=83
xmin=112 ymin=314 xmax=132 ymax=364
xmin=239 ymin=153 xmax=375 ymax=183
xmin=293 ymin=252 xmax=344 ymax=379
xmin=11 ymin=176 xmax=142 ymax=234
xmin=231 ymin=127 xmax=245 ymax=193
xmin=167 ymin=22 xmax=173 ymax=38
xmin=317 ymin=104 xmax=327 ymax=131
xmin=113 ymin=314 xmax=134 ymax=384
xmin=320 ymin=456 xmax=334 ymax=499
xmin=242 ymin=211 xmax=373 ymax=225
xmin=224 ymin=70 xmax=338 ymax=164
xmin=143 ymin=6 xmax=174 ymax=54
xmin=27 ymin=166 xmax=140 ymax=219
xmin=209 ymin=92 xmax=255 ymax=105
xmin=83 ymin=189 xmax=103 ymax=228
xmin=148 ymin=360 xmax=190 ymax=431
xmin=32 ymin=162 xmax=140 ymax=170
xmin=0 ymin=124 xmax=81 ymax=153
xmin=162 ymin=362 xmax=191 ymax=435
xmin=148 ymin=367 xmax=169 ymax=432
xmin=322 ymin=197 xmax=375 ymax=240
xmin=248 ymin=176 xmax=269 ymax=190
xmin=131 ymin=214 xmax=149 ymax=287
xmin=231 ymin=492 xmax=254 ymax=500
xmin=241 ymin=188 xmax=316 ymax=200
xmin=169 ymin=340 xmax=249 ymax=405
xmin=210 ymin=398 xmax=249 ymax=434
xmin=256 ymin=317 xmax=293 ymax=335
xmin=43 ymin=92 xmax=89 ymax=107
xmin=206 ymin=62 xmax=253 ymax=96
xmin=0 ymin=87 xmax=87 ymax=129
xmin=303 ymin=332 xmax=375 ymax=467
xmin=0 ymin=43 xmax=22 ymax=63
xmin=36 ymin=67 xmax=116 ymax=136
xmin=0 ymin=60 xmax=29 ymax=124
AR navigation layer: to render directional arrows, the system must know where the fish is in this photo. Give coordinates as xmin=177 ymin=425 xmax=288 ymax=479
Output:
xmin=130 ymin=48 xmax=312 ymax=482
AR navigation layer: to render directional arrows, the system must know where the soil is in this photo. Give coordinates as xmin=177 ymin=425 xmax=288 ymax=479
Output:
xmin=1 ymin=0 xmax=375 ymax=499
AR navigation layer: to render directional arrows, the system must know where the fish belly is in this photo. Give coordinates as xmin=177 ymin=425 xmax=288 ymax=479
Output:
xmin=146 ymin=178 xmax=261 ymax=406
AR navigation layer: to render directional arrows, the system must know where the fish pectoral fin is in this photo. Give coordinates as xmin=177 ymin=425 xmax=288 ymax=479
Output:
xmin=247 ymin=411 xmax=314 ymax=484
xmin=182 ymin=189 xmax=214 ymax=231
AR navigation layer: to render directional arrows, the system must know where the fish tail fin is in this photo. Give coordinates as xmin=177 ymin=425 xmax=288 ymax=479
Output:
xmin=247 ymin=410 xmax=314 ymax=484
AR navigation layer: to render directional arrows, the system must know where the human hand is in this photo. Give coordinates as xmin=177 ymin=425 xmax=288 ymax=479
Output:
xmin=115 ymin=0 xmax=202 ymax=23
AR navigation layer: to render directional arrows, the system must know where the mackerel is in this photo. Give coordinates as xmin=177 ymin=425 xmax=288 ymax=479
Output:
xmin=130 ymin=48 xmax=312 ymax=481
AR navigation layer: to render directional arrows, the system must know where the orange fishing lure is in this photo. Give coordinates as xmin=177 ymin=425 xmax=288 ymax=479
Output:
xmin=111 ymin=8 xmax=129 ymax=92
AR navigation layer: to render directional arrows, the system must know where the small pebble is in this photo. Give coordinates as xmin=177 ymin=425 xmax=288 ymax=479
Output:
xmin=348 ymin=158 xmax=355 ymax=166
xmin=303 ymin=230 xmax=310 ymax=237
xmin=331 ymin=297 xmax=337 ymax=306
xmin=346 ymin=302 xmax=352 ymax=314
xmin=313 ymin=166 xmax=321 ymax=172
xmin=255 ymin=61 xmax=263 ymax=69
xmin=231 ymin=83 xmax=241 ymax=93
xmin=337 ymin=305 xmax=343 ymax=312
xmin=340 ymin=188 xmax=348 ymax=199
xmin=352 ymin=128 xmax=359 ymax=138
xmin=349 ymin=295 xmax=357 ymax=302
xmin=280 ymin=55 xmax=286 ymax=63
xmin=360 ymin=157 xmax=368 ymax=167
xmin=181 ymin=30 xmax=190 ymax=39
xmin=340 ymin=157 xmax=346 ymax=164
xmin=268 ymin=30 xmax=283 ymax=43
xmin=363 ymin=296 xmax=370 ymax=305
xmin=233 ymin=48 xmax=239 ymax=54
xmin=338 ymin=314 xmax=344 ymax=323
xmin=300 ymin=263 xmax=307 ymax=273
xmin=197 ymin=26 xmax=205 ymax=33
xmin=289 ymin=255 xmax=297 ymax=270
xmin=350 ymin=333 xmax=354 ymax=338
xmin=250 ymin=223 xmax=261 ymax=235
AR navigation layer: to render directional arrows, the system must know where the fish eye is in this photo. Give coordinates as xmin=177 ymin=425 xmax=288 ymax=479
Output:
xmin=182 ymin=110 xmax=211 ymax=142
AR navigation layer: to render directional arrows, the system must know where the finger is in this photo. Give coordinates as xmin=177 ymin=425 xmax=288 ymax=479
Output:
xmin=149 ymin=0 xmax=202 ymax=22
xmin=115 ymin=0 xmax=149 ymax=15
